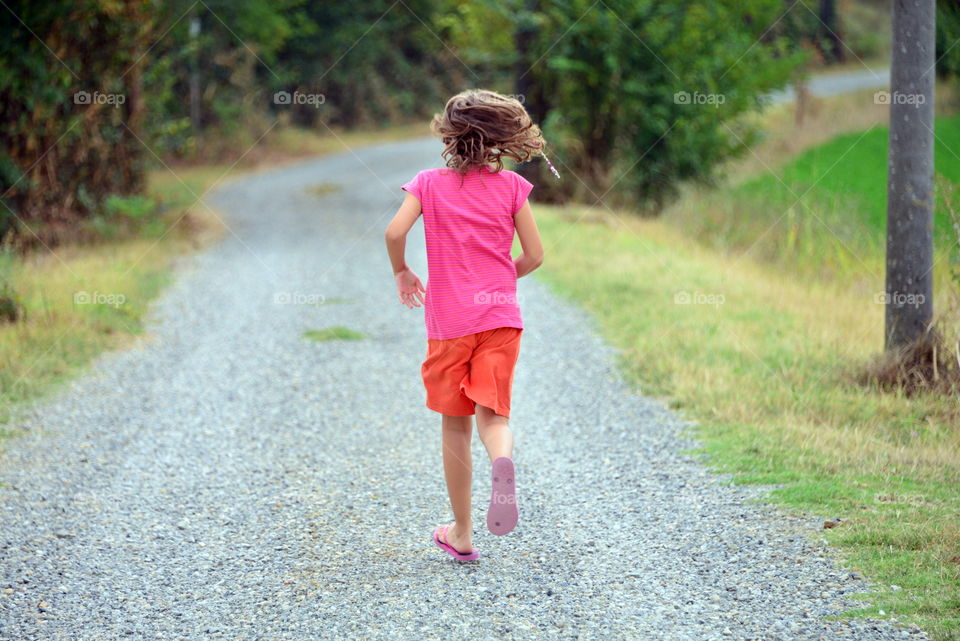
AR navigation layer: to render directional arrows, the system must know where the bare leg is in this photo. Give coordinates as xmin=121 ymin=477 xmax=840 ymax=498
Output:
xmin=476 ymin=404 xmax=513 ymax=463
xmin=441 ymin=414 xmax=474 ymax=552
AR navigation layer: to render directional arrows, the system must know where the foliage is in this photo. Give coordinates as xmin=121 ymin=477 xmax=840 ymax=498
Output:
xmin=533 ymin=0 xmax=805 ymax=211
xmin=84 ymin=194 xmax=161 ymax=239
xmin=0 ymin=0 xmax=157 ymax=249
xmin=937 ymin=0 xmax=960 ymax=79
xmin=271 ymin=0 xmax=462 ymax=129
xmin=0 ymin=0 xmax=903 ymax=243
xmin=0 ymin=250 xmax=20 ymax=323
xmin=843 ymin=0 xmax=891 ymax=61
xmin=142 ymin=0 xmax=299 ymax=158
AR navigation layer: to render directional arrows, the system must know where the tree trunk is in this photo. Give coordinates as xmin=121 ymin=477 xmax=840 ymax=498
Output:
xmin=189 ymin=15 xmax=202 ymax=131
xmin=514 ymin=0 xmax=546 ymax=184
xmin=818 ymin=0 xmax=845 ymax=63
xmin=884 ymin=0 xmax=936 ymax=350
xmin=794 ymin=77 xmax=810 ymax=127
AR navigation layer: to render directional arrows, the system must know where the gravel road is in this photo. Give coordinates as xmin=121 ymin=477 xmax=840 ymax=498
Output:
xmin=0 ymin=136 xmax=926 ymax=640
xmin=767 ymin=66 xmax=890 ymax=104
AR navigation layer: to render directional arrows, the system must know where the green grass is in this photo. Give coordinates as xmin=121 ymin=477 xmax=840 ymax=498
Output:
xmin=303 ymin=326 xmax=366 ymax=342
xmin=667 ymin=113 xmax=960 ymax=282
xmin=737 ymin=114 xmax=960 ymax=237
xmin=534 ymin=203 xmax=960 ymax=639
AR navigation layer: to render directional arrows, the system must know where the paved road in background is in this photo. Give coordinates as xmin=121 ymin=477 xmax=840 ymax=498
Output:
xmin=768 ymin=66 xmax=890 ymax=104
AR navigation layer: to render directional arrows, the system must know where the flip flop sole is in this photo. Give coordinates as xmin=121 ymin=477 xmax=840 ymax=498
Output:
xmin=487 ymin=457 xmax=518 ymax=536
xmin=433 ymin=527 xmax=480 ymax=561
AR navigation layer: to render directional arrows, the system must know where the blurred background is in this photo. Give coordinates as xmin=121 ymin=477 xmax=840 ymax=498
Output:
xmin=7 ymin=0 xmax=959 ymax=243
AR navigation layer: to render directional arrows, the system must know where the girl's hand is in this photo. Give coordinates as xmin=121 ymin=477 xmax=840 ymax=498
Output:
xmin=395 ymin=268 xmax=426 ymax=308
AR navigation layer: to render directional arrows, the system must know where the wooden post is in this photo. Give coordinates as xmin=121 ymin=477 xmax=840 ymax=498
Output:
xmin=884 ymin=0 xmax=936 ymax=350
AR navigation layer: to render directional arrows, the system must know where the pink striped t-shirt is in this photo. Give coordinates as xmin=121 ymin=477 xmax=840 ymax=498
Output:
xmin=401 ymin=165 xmax=534 ymax=340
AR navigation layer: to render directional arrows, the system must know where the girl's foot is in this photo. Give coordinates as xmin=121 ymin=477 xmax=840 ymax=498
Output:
xmin=433 ymin=523 xmax=480 ymax=561
xmin=438 ymin=521 xmax=474 ymax=554
xmin=487 ymin=456 xmax=518 ymax=535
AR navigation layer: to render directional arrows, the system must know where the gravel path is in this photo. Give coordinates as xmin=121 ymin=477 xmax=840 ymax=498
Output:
xmin=767 ymin=66 xmax=890 ymax=104
xmin=0 ymin=137 xmax=926 ymax=640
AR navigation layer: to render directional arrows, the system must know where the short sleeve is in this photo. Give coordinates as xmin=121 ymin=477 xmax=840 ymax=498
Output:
xmin=401 ymin=170 xmax=425 ymax=202
xmin=512 ymin=172 xmax=534 ymax=215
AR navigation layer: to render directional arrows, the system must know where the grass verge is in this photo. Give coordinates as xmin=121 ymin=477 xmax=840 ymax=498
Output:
xmin=0 ymin=187 xmax=220 ymax=428
xmin=534 ymin=203 xmax=959 ymax=639
xmin=667 ymin=84 xmax=959 ymax=282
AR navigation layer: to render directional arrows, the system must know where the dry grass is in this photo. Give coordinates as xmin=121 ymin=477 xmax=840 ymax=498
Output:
xmin=535 ymin=202 xmax=960 ymax=637
xmin=863 ymin=323 xmax=960 ymax=396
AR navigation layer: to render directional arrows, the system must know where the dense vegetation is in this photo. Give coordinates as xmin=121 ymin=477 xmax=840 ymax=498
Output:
xmin=2 ymin=0 xmax=914 ymax=249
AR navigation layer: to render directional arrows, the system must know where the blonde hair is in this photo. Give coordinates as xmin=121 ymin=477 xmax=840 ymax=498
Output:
xmin=430 ymin=89 xmax=546 ymax=181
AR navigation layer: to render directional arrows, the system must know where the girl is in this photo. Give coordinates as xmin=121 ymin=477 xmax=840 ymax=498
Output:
xmin=384 ymin=89 xmax=549 ymax=562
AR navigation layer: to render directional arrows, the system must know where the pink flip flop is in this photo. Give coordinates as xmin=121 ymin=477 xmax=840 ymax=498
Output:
xmin=433 ymin=525 xmax=480 ymax=561
xmin=487 ymin=456 xmax=518 ymax=535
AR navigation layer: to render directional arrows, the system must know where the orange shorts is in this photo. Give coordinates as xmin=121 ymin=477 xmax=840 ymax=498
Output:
xmin=421 ymin=327 xmax=523 ymax=418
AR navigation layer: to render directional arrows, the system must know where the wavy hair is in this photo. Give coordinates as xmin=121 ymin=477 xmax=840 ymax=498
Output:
xmin=430 ymin=89 xmax=546 ymax=184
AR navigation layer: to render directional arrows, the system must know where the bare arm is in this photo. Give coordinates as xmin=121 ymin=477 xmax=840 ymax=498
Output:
xmin=385 ymin=192 xmax=426 ymax=307
xmin=513 ymin=199 xmax=544 ymax=278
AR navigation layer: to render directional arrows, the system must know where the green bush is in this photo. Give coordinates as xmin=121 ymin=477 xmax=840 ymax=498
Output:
xmin=937 ymin=0 xmax=960 ymax=79
xmin=0 ymin=251 xmax=21 ymax=324
xmin=532 ymin=0 xmax=805 ymax=211
xmin=85 ymin=194 xmax=159 ymax=240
